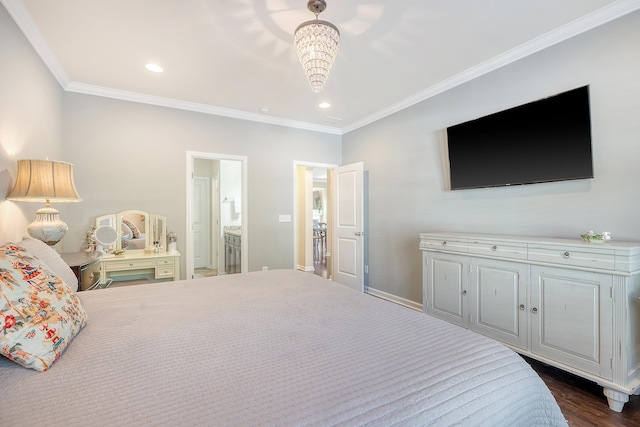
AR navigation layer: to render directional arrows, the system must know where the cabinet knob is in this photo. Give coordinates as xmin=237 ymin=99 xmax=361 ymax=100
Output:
xmin=562 ymin=251 xmax=570 ymax=259
xmin=462 ymin=290 xmax=467 ymax=296
xmin=442 ymin=241 xmax=447 ymax=246
xmin=531 ymin=307 xmax=538 ymax=314
xmin=491 ymin=245 xmax=497 ymax=251
xmin=519 ymin=304 xmax=525 ymax=311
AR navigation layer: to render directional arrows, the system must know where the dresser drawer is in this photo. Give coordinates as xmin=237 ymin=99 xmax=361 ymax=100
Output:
xmin=156 ymin=258 xmax=174 ymax=266
xmin=419 ymin=238 xmax=468 ymax=253
xmin=80 ymin=262 xmax=101 ymax=291
xmin=468 ymin=240 xmax=528 ymax=260
xmin=104 ymin=258 xmax=156 ymax=271
xmin=528 ymin=246 xmax=615 ymax=270
xmin=155 ymin=266 xmax=175 ymax=278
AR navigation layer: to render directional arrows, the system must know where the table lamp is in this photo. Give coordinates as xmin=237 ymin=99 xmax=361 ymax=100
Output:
xmin=7 ymin=159 xmax=81 ymax=246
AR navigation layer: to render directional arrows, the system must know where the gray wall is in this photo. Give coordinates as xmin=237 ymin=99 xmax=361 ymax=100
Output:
xmin=61 ymin=93 xmax=342 ymax=277
xmin=343 ymin=11 xmax=640 ymax=304
xmin=0 ymin=3 xmax=64 ymax=244
xmin=2 ymin=1 xmax=639 ymax=307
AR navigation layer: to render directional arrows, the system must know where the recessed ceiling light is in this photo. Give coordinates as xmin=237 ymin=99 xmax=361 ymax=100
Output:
xmin=145 ymin=63 xmax=163 ymax=73
xmin=319 ymin=102 xmax=331 ymax=109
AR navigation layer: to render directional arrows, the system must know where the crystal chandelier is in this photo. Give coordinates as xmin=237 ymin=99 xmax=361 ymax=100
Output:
xmin=294 ymin=0 xmax=340 ymax=93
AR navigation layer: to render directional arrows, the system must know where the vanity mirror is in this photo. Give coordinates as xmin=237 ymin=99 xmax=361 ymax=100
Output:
xmin=95 ymin=210 xmax=166 ymax=253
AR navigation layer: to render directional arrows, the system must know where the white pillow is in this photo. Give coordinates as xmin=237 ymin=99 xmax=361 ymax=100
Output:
xmin=121 ymin=222 xmax=133 ymax=240
xmin=16 ymin=237 xmax=79 ymax=292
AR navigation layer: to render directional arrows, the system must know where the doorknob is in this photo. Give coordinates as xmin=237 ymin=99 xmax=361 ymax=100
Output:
xmin=355 ymin=231 xmax=364 ymax=236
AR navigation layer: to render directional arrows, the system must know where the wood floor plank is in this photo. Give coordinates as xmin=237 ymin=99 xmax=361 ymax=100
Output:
xmin=525 ymin=356 xmax=640 ymax=426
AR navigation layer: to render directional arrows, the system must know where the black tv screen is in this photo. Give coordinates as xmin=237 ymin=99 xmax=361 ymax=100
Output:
xmin=446 ymin=86 xmax=593 ymax=190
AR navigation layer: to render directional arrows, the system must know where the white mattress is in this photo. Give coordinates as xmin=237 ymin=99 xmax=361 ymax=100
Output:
xmin=0 ymin=270 xmax=567 ymax=426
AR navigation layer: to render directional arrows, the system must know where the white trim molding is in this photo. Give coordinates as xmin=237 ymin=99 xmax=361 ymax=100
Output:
xmin=366 ymin=287 xmax=422 ymax=312
xmin=4 ymin=0 xmax=640 ymax=135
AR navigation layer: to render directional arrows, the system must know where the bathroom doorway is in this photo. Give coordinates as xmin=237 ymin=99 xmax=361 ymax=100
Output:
xmin=186 ymin=151 xmax=247 ymax=280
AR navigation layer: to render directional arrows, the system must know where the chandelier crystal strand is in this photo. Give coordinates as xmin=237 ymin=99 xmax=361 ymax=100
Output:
xmin=294 ymin=1 xmax=340 ymax=93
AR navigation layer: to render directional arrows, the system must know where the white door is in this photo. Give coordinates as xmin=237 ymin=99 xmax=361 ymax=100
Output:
xmin=193 ymin=177 xmax=211 ymax=269
xmin=333 ymin=162 xmax=364 ymax=292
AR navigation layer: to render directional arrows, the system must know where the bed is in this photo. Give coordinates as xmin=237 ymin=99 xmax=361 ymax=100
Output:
xmin=1 ymin=242 xmax=567 ymax=426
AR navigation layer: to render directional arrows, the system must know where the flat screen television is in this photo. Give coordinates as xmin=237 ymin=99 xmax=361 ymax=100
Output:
xmin=446 ymin=86 xmax=593 ymax=190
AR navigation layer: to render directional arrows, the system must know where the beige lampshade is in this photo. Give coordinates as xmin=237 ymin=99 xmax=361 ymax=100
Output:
xmin=7 ymin=160 xmax=81 ymax=245
xmin=8 ymin=160 xmax=81 ymax=204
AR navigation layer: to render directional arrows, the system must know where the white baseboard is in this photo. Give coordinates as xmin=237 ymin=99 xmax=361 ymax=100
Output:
xmin=365 ymin=287 xmax=423 ymax=312
xmin=297 ymin=264 xmax=315 ymax=272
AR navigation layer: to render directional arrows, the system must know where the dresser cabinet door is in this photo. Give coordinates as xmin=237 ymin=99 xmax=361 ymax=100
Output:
xmin=424 ymin=252 xmax=469 ymax=328
xmin=470 ymin=259 xmax=528 ymax=350
xmin=530 ymin=266 xmax=613 ymax=380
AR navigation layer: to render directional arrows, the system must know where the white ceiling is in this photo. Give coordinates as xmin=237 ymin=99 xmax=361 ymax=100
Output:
xmin=4 ymin=0 xmax=639 ymax=134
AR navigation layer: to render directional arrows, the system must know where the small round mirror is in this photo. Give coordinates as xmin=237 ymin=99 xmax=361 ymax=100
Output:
xmin=94 ymin=225 xmax=117 ymax=253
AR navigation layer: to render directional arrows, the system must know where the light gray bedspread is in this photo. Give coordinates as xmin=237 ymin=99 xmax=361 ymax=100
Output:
xmin=1 ymin=270 xmax=567 ymax=426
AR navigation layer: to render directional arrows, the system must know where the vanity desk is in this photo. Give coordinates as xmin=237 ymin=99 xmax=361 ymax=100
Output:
xmin=94 ymin=209 xmax=180 ymax=287
xmin=99 ymin=250 xmax=180 ymax=286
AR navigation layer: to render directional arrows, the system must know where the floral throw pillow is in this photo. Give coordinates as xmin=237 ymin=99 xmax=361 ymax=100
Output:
xmin=0 ymin=244 xmax=88 ymax=371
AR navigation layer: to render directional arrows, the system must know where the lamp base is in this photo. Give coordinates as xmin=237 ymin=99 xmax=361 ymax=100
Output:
xmin=27 ymin=207 xmax=68 ymax=246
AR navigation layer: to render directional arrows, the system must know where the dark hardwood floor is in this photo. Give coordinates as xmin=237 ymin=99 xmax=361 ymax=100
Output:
xmin=524 ymin=356 xmax=640 ymax=426
xmin=313 ymin=238 xmax=329 ymax=279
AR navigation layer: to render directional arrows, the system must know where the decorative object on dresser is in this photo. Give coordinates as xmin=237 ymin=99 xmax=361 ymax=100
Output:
xmin=420 ymin=231 xmax=640 ymax=412
xmin=581 ymin=230 xmax=612 ymax=243
xmin=7 ymin=160 xmax=81 ymax=245
xmin=93 ymin=225 xmax=118 ymax=256
xmin=93 ymin=210 xmax=180 ymax=287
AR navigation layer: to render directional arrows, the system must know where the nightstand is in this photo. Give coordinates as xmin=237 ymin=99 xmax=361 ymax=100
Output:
xmin=60 ymin=252 xmax=102 ymax=291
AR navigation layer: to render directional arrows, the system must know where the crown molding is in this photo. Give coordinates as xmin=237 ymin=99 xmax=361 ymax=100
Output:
xmin=65 ymin=82 xmax=343 ymax=135
xmin=4 ymin=0 xmax=639 ymax=136
xmin=342 ymin=0 xmax=640 ymax=134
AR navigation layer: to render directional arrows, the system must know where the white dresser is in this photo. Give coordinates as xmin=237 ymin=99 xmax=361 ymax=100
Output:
xmin=420 ymin=232 xmax=640 ymax=412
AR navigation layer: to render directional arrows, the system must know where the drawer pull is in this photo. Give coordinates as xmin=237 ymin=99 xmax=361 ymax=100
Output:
xmin=491 ymin=245 xmax=497 ymax=251
xmin=562 ymin=252 xmax=570 ymax=259
xmin=519 ymin=304 xmax=525 ymax=311
xmin=531 ymin=307 xmax=538 ymax=314
xmin=442 ymin=241 xmax=447 ymax=246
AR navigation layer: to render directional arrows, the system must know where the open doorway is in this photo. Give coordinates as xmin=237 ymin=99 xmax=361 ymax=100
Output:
xmin=293 ymin=161 xmax=337 ymax=279
xmin=294 ymin=161 xmax=365 ymax=291
xmin=312 ymin=171 xmax=329 ymax=278
xmin=186 ymin=152 xmax=247 ymax=280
